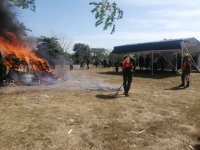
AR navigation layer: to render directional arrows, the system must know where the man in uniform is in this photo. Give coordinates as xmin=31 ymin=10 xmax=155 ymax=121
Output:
xmin=69 ymin=59 xmax=73 ymax=70
xmin=179 ymin=53 xmax=191 ymax=88
xmin=122 ymin=55 xmax=133 ymax=96
xmin=145 ymin=54 xmax=151 ymax=70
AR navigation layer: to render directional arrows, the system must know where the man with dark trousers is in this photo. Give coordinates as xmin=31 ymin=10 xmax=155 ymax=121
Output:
xmin=179 ymin=53 xmax=191 ymax=88
xmin=122 ymin=55 xmax=133 ymax=96
xmin=86 ymin=59 xmax=90 ymax=69
xmin=145 ymin=54 xmax=151 ymax=70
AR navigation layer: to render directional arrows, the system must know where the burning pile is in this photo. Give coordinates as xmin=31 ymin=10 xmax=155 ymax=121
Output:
xmin=0 ymin=33 xmax=57 ymax=85
xmin=0 ymin=0 xmax=60 ymax=85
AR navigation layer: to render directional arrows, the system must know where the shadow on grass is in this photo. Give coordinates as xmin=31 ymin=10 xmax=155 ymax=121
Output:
xmin=165 ymin=86 xmax=186 ymax=90
xmin=193 ymin=144 xmax=200 ymax=150
xmin=98 ymin=70 xmax=180 ymax=79
xmin=191 ymin=137 xmax=200 ymax=150
xmin=198 ymin=137 xmax=200 ymax=142
xmin=95 ymin=93 xmax=124 ymax=100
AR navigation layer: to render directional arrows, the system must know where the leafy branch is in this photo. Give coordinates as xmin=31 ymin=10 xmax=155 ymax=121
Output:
xmin=8 ymin=0 xmax=36 ymax=11
xmin=89 ymin=0 xmax=123 ymax=34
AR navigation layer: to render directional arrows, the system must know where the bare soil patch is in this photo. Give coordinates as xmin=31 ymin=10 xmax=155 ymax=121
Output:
xmin=0 ymin=65 xmax=200 ymax=150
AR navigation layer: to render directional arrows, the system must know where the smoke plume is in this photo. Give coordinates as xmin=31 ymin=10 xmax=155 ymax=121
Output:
xmin=0 ymin=0 xmax=27 ymax=39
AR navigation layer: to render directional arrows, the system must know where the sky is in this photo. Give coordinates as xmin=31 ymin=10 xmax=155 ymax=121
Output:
xmin=16 ymin=0 xmax=200 ymax=52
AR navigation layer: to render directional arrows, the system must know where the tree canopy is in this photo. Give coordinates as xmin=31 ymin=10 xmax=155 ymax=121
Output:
xmin=36 ymin=36 xmax=69 ymax=68
xmin=73 ymin=43 xmax=91 ymax=62
xmin=91 ymin=48 xmax=110 ymax=60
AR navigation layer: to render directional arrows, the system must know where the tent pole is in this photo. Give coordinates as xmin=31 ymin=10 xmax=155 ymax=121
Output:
xmin=113 ymin=54 xmax=114 ymax=71
xmin=175 ymin=53 xmax=177 ymax=71
xmin=198 ymin=53 xmax=200 ymax=71
xmin=152 ymin=51 xmax=154 ymax=75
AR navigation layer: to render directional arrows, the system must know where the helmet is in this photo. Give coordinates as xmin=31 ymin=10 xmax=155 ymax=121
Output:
xmin=184 ymin=53 xmax=189 ymax=57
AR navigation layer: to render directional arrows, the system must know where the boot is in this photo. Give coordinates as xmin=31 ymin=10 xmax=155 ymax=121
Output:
xmin=185 ymin=82 xmax=189 ymax=88
xmin=179 ymin=83 xmax=185 ymax=87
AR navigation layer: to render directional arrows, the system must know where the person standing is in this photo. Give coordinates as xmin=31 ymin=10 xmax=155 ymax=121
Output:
xmin=95 ymin=59 xmax=98 ymax=68
xmin=87 ymin=59 xmax=90 ymax=69
xmin=153 ymin=55 xmax=158 ymax=71
xmin=103 ymin=59 xmax=106 ymax=68
xmin=69 ymin=59 xmax=73 ymax=70
xmin=145 ymin=54 xmax=151 ymax=70
xmin=122 ymin=55 xmax=133 ymax=96
xmin=138 ymin=56 xmax=144 ymax=70
xmin=179 ymin=53 xmax=191 ymax=88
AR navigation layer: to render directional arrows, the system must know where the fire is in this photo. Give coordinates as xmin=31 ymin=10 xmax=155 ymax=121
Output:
xmin=0 ymin=32 xmax=52 ymax=74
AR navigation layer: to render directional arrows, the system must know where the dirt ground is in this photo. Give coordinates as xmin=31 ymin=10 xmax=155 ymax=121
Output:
xmin=0 ymin=65 xmax=200 ymax=150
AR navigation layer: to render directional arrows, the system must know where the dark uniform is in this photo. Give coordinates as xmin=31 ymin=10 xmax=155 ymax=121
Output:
xmin=179 ymin=53 xmax=191 ymax=88
xmin=138 ymin=56 xmax=144 ymax=70
xmin=87 ymin=59 xmax=90 ymax=69
xmin=122 ymin=56 xmax=133 ymax=96
xmin=145 ymin=55 xmax=151 ymax=70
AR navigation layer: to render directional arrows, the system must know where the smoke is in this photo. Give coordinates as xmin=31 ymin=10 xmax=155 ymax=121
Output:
xmin=22 ymin=36 xmax=37 ymax=50
xmin=7 ymin=70 xmax=35 ymax=85
xmin=65 ymin=72 xmax=122 ymax=92
xmin=0 ymin=0 xmax=26 ymax=39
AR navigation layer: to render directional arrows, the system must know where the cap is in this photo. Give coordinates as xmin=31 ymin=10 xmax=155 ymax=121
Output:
xmin=184 ymin=53 xmax=189 ymax=57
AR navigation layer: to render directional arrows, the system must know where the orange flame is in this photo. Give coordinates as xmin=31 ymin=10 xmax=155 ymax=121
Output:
xmin=0 ymin=33 xmax=52 ymax=74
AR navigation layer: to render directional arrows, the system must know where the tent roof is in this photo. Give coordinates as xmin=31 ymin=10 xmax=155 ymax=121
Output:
xmin=112 ymin=37 xmax=200 ymax=54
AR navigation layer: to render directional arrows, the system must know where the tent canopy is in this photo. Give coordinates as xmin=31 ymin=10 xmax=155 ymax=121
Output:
xmin=112 ymin=38 xmax=200 ymax=54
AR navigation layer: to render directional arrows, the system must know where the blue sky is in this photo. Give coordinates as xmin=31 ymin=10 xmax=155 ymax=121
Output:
xmin=17 ymin=0 xmax=200 ymax=51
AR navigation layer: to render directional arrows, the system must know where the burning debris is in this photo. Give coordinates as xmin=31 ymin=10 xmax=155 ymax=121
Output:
xmin=0 ymin=0 xmax=62 ymax=86
xmin=0 ymin=33 xmax=59 ymax=86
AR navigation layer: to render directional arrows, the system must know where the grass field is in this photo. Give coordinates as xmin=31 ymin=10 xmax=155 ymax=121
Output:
xmin=0 ymin=65 xmax=200 ymax=150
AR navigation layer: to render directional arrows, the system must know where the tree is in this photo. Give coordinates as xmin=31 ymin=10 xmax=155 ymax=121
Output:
xmin=91 ymin=48 xmax=110 ymax=60
xmin=50 ymin=32 xmax=73 ymax=53
xmin=36 ymin=36 xmax=68 ymax=68
xmin=73 ymin=43 xmax=91 ymax=63
xmin=8 ymin=0 xmax=36 ymax=11
xmin=89 ymin=0 xmax=123 ymax=34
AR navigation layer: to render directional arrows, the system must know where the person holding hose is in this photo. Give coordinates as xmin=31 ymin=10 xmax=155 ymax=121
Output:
xmin=179 ymin=53 xmax=191 ymax=88
xmin=122 ymin=55 xmax=133 ymax=96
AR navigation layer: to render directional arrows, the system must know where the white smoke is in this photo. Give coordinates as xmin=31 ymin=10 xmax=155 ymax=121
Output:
xmin=8 ymin=70 xmax=35 ymax=85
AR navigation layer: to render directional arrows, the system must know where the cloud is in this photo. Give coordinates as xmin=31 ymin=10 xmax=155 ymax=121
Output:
xmin=149 ymin=9 xmax=200 ymax=18
xmin=118 ymin=0 xmax=200 ymax=7
xmin=127 ymin=7 xmax=200 ymax=31
xmin=127 ymin=18 xmax=183 ymax=30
